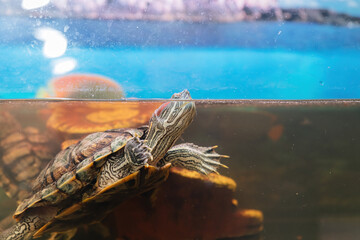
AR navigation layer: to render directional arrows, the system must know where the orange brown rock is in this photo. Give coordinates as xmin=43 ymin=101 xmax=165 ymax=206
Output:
xmin=108 ymin=168 xmax=263 ymax=239
xmin=47 ymin=102 xmax=162 ymax=135
xmin=39 ymin=74 xmax=162 ymax=136
xmin=37 ymin=74 xmax=124 ymax=99
xmin=0 ymin=111 xmax=59 ymax=202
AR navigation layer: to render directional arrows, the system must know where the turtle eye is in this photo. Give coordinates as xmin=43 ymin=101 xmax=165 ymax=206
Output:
xmin=154 ymin=102 xmax=170 ymax=117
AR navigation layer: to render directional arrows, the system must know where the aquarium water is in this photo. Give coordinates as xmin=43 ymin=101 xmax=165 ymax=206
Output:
xmin=1 ymin=99 xmax=360 ymax=239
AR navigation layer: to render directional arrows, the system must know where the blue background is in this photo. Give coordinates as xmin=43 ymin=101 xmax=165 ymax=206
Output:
xmin=0 ymin=17 xmax=360 ymax=99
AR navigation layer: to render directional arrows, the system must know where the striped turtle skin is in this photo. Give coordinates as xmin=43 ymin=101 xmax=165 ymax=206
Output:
xmin=0 ymin=90 xmax=228 ymax=240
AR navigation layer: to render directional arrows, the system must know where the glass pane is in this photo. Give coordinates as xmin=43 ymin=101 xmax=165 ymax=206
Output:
xmin=1 ymin=1 xmax=360 ymax=240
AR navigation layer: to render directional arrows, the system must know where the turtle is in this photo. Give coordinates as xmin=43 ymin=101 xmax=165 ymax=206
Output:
xmin=0 ymin=90 xmax=228 ymax=240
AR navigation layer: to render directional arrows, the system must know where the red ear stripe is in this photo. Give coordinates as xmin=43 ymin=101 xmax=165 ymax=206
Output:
xmin=155 ymin=102 xmax=170 ymax=116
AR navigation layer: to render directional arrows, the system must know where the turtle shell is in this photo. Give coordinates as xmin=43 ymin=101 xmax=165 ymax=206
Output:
xmin=33 ymin=163 xmax=171 ymax=237
xmin=14 ymin=127 xmax=145 ymax=219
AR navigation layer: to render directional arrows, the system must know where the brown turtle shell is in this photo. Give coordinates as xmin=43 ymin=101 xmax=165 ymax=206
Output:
xmin=14 ymin=128 xmax=145 ymax=219
xmin=33 ymin=164 xmax=171 ymax=237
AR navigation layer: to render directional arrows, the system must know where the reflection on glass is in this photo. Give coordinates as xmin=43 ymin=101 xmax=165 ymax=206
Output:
xmin=21 ymin=0 xmax=50 ymax=10
xmin=52 ymin=58 xmax=77 ymax=75
xmin=34 ymin=27 xmax=67 ymax=58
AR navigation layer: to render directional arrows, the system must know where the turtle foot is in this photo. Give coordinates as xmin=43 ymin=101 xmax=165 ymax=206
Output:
xmin=125 ymin=137 xmax=153 ymax=167
xmin=163 ymin=143 xmax=228 ymax=175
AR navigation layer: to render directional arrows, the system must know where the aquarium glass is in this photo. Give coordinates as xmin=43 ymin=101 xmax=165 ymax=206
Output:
xmin=1 ymin=1 xmax=360 ymax=240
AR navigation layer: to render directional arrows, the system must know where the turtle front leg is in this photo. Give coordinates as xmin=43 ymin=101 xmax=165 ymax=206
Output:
xmin=124 ymin=137 xmax=153 ymax=168
xmin=159 ymin=143 xmax=228 ymax=175
xmin=97 ymin=137 xmax=152 ymax=189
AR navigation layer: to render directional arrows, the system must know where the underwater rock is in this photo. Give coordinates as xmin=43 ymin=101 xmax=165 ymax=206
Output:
xmin=106 ymin=167 xmax=263 ymax=239
xmin=46 ymin=101 xmax=161 ymax=136
xmin=0 ymin=111 xmax=58 ymax=202
xmin=38 ymin=74 xmax=161 ymax=139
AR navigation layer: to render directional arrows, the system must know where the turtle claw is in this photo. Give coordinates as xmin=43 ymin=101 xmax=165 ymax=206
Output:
xmin=220 ymin=163 xmax=229 ymax=169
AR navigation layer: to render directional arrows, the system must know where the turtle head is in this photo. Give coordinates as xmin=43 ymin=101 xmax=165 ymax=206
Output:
xmin=146 ymin=89 xmax=196 ymax=164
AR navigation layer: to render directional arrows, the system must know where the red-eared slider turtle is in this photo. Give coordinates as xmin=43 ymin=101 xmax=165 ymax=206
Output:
xmin=0 ymin=90 xmax=227 ymax=240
